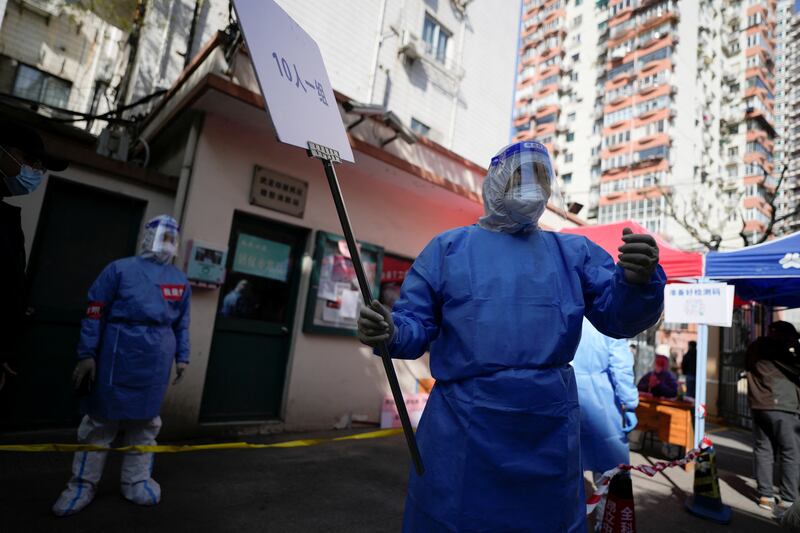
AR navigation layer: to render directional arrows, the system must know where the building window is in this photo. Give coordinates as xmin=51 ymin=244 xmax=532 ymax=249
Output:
xmin=537 ymin=113 xmax=557 ymax=125
xmin=410 ymin=118 xmax=430 ymax=137
xmin=422 ymin=14 xmax=451 ymax=64
xmin=565 ymin=152 xmax=574 ymax=163
xmin=12 ymin=63 xmax=71 ymax=108
xmin=562 ymin=172 xmax=573 ymax=184
xmin=568 ymin=112 xmax=576 ymax=122
xmin=566 ymin=131 xmax=575 ymax=142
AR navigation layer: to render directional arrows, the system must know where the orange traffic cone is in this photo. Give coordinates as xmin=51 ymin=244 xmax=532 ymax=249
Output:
xmin=600 ymin=472 xmax=637 ymax=533
xmin=685 ymin=441 xmax=732 ymax=524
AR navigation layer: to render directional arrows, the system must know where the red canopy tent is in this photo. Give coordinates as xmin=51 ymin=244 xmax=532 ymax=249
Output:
xmin=561 ymin=220 xmax=703 ymax=280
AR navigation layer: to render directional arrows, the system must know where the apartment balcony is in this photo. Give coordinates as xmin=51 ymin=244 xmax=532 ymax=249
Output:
xmin=721 ymin=107 xmax=745 ymax=124
xmin=722 ymin=40 xmax=740 ymax=58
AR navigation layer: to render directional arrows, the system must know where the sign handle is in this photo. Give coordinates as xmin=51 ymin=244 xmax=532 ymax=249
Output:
xmin=308 ymin=143 xmax=424 ymax=475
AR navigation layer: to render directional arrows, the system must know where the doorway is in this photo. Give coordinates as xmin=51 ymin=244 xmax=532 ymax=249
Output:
xmin=1 ymin=178 xmax=146 ymax=429
xmin=200 ymin=211 xmax=308 ymax=422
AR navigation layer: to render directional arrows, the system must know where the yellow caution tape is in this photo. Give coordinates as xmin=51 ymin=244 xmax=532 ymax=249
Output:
xmin=0 ymin=428 xmax=403 ymax=454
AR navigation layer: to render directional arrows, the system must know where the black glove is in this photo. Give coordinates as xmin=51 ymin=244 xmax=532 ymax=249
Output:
xmin=357 ymin=301 xmax=395 ymax=348
xmin=617 ymin=227 xmax=660 ymax=285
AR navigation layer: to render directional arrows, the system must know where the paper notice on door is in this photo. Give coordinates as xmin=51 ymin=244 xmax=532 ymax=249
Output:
xmin=320 ymin=255 xmax=334 ymax=282
xmin=339 ymin=289 xmax=360 ymax=320
xmin=323 ymin=299 xmax=342 ymax=322
xmin=319 ymin=279 xmax=338 ymax=301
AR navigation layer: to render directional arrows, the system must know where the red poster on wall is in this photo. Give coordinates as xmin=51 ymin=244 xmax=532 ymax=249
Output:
xmin=380 ymin=255 xmax=414 ymax=309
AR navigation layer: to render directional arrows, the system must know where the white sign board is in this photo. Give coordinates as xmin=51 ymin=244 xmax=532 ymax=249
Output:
xmin=232 ymin=0 xmax=354 ymax=162
xmin=664 ymin=283 xmax=735 ymax=327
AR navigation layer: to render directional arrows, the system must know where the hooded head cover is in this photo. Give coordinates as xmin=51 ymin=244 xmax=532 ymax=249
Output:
xmin=140 ymin=215 xmax=180 ymax=264
xmin=478 ymin=141 xmax=556 ymax=233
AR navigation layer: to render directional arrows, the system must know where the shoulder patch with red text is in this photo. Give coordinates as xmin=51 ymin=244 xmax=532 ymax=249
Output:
xmin=160 ymin=284 xmax=185 ymax=301
xmin=86 ymin=302 xmax=105 ymax=320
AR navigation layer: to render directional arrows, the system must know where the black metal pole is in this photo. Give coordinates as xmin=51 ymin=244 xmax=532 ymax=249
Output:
xmin=319 ymin=158 xmax=424 ymax=475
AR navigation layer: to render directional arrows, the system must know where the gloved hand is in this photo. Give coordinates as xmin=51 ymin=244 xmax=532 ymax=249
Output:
xmin=617 ymin=227 xmax=660 ymax=284
xmin=357 ymin=301 xmax=395 ymax=348
xmin=172 ymin=362 xmax=188 ymax=385
xmin=72 ymin=358 xmax=96 ymax=390
xmin=622 ymin=411 xmax=638 ymax=434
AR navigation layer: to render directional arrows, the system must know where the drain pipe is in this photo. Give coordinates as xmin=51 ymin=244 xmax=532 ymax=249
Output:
xmin=174 ymin=112 xmax=204 ymax=228
xmin=367 ymin=0 xmax=391 ymax=103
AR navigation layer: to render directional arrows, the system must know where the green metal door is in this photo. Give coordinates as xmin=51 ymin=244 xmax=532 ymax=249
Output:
xmin=0 ymin=178 xmax=145 ymax=429
xmin=200 ymin=212 xmax=308 ymax=422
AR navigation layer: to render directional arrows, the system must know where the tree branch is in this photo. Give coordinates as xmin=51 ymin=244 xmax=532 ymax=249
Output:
xmin=755 ymin=165 xmax=788 ymax=244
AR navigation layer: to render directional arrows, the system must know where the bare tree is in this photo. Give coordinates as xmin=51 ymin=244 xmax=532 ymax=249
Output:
xmin=650 ymin=164 xmax=794 ymax=251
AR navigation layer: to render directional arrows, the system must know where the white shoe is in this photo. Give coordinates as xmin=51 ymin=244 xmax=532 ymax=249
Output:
xmin=121 ymin=478 xmax=161 ymax=506
xmin=52 ymin=481 xmax=97 ymax=516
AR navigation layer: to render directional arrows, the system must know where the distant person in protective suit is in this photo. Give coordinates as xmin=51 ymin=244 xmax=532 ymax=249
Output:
xmin=52 ymin=215 xmax=191 ymax=516
xmin=357 ymin=141 xmax=665 ymax=532
xmin=573 ymin=317 xmax=638 ymax=526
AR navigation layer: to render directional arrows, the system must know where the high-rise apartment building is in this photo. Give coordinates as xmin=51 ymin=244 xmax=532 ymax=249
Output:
xmin=775 ymin=0 xmax=800 ymax=235
xmin=514 ymin=0 xmax=779 ymax=249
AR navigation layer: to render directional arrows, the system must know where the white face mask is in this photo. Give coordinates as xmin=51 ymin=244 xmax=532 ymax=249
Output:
xmin=503 ymin=195 xmax=547 ymax=229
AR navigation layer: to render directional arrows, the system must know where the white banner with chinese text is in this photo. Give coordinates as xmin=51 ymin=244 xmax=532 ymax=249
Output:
xmin=664 ymin=283 xmax=735 ymax=327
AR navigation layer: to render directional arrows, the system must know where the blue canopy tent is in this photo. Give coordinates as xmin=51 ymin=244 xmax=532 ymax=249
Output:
xmin=685 ymin=231 xmax=800 ymax=449
xmin=705 ymin=231 xmax=800 ymax=308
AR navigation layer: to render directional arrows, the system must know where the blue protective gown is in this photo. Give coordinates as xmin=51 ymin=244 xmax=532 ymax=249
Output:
xmin=77 ymin=257 xmax=191 ymax=420
xmin=387 ymin=225 xmax=665 ymax=532
xmin=572 ymin=317 xmax=638 ymax=474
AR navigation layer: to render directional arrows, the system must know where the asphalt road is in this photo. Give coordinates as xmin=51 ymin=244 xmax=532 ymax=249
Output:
xmin=0 ymin=424 xmax=784 ymax=532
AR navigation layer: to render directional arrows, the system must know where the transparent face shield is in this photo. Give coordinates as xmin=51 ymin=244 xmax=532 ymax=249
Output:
xmin=145 ymin=217 xmax=180 ymax=258
xmin=503 ymin=150 xmax=554 ymax=203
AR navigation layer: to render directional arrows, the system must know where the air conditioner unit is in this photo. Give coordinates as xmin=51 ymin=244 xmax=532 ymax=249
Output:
xmin=398 ymin=30 xmax=421 ymax=60
xmin=96 ymin=126 xmax=131 ymax=162
xmin=611 ymin=49 xmax=626 ymax=60
xmin=633 ymin=152 xmax=642 ymax=162
xmin=673 ymin=35 xmax=680 ymax=44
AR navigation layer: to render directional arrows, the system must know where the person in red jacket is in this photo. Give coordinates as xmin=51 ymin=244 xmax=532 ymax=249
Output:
xmin=637 ymin=354 xmax=678 ymax=398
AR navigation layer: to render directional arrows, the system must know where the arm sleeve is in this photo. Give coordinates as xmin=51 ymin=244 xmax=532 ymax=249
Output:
xmin=76 ymin=262 xmax=120 ymax=360
xmin=173 ymin=283 xmax=191 ymax=364
xmin=637 ymin=375 xmax=649 ymax=392
xmin=580 ymin=238 xmax=666 ymax=339
xmin=607 ymin=336 xmax=639 ymax=410
xmin=383 ymin=243 xmax=443 ymax=360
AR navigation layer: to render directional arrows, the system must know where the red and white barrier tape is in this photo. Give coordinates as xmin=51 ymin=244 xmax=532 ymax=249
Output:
xmin=585 ymin=436 xmax=713 ymax=515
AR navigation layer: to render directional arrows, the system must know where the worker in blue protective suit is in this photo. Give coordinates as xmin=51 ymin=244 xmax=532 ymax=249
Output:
xmin=357 ymin=141 xmax=666 ymax=532
xmin=572 ymin=317 xmax=639 ymax=528
xmin=52 ymin=215 xmax=191 ymax=517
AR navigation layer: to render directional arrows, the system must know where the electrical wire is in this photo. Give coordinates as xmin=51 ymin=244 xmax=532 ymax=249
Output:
xmin=0 ymin=88 xmax=167 ymax=125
